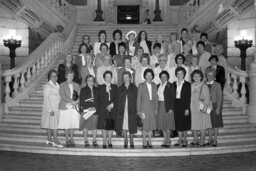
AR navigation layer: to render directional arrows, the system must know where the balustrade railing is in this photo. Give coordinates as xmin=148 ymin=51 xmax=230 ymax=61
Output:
xmin=2 ymin=25 xmax=76 ymax=111
xmin=225 ymin=62 xmax=249 ymax=114
xmin=181 ymin=0 xmax=205 ymax=19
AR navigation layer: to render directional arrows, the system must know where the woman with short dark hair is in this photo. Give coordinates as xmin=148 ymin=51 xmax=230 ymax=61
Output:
xmin=135 ymin=53 xmax=151 ymax=86
xmin=79 ymin=75 xmax=99 ymax=148
xmin=110 ymin=29 xmax=123 ymax=57
xmin=157 ymin=71 xmax=175 ymax=148
xmin=97 ymin=71 xmax=118 ymax=149
xmin=137 ymin=68 xmax=158 ymax=148
xmin=173 ymin=67 xmax=191 ymax=147
xmin=41 ymin=69 xmax=63 ymax=148
xmin=116 ymin=71 xmax=138 ymax=148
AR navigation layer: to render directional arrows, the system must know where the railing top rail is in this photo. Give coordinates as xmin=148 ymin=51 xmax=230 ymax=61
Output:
xmin=226 ymin=62 xmax=248 ymax=78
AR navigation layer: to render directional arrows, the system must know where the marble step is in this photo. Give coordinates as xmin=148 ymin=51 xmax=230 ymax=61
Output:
xmin=0 ymin=122 xmax=255 ymax=134
xmin=0 ymin=139 xmax=256 ymax=157
xmin=1 ymin=131 xmax=256 ymax=145
xmin=2 ymin=115 xmax=248 ymax=124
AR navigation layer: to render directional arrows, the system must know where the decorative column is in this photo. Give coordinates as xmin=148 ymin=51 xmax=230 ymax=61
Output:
xmin=247 ymin=53 xmax=256 ymax=123
xmin=94 ymin=0 xmax=104 ymax=21
xmin=153 ymin=0 xmax=162 ymax=21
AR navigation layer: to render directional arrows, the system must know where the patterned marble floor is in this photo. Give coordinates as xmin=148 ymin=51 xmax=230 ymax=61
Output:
xmin=0 ymin=151 xmax=256 ymax=171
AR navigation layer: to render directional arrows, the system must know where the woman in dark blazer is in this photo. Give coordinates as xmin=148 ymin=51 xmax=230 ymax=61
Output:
xmin=97 ymin=71 xmax=118 ymax=149
xmin=173 ymin=67 xmax=191 ymax=147
xmin=207 ymin=55 xmax=226 ymax=91
xmin=137 ymin=30 xmax=152 ymax=55
xmin=79 ymin=75 xmax=99 ymax=148
xmin=157 ymin=71 xmax=175 ymax=148
xmin=116 ymin=71 xmax=137 ymax=148
xmin=137 ymin=68 xmax=158 ymax=148
xmin=57 ymin=54 xmax=79 ymax=84
xmin=110 ymin=29 xmax=123 ymax=57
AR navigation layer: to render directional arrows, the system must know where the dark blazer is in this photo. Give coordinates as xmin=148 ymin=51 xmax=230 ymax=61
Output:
xmin=207 ymin=65 xmax=225 ymax=91
xmin=79 ymin=86 xmax=98 ymax=114
xmin=97 ymin=84 xmax=118 ymax=130
xmin=116 ymin=83 xmax=138 ymax=134
xmin=126 ymin=41 xmax=140 ymax=56
xmin=117 ymin=67 xmax=135 ymax=87
xmin=157 ymin=82 xmax=175 ymax=112
xmin=57 ymin=63 xmax=80 ymax=84
xmin=110 ymin=41 xmax=124 ymax=57
xmin=140 ymin=40 xmax=152 ymax=54
xmin=59 ymin=81 xmax=80 ymax=110
xmin=173 ymin=81 xmax=191 ymax=111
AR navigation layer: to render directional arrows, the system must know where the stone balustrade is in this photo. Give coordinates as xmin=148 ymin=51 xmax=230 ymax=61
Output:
xmin=48 ymin=0 xmax=74 ymax=20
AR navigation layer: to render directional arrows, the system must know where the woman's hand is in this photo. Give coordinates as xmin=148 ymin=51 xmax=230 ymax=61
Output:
xmin=50 ymin=111 xmax=54 ymax=116
xmin=168 ymin=110 xmax=174 ymax=115
xmin=185 ymin=110 xmax=189 ymax=116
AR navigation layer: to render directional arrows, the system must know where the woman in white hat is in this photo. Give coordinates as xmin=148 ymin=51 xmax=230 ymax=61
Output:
xmin=126 ymin=30 xmax=140 ymax=56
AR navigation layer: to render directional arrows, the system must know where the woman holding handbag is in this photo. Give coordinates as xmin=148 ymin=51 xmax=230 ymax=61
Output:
xmin=79 ymin=75 xmax=99 ymax=148
xmin=97 ymin=71 xmax=118 ymax=149
xmin=190 ymin=69 xmax=212 ymax=147
xmin=58 ymin=69 xmax=80 ymax=147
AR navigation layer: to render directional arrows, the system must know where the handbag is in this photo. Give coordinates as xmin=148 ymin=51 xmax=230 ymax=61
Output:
xmin=199 ymin=85 xmax=211 ymax=114
xmin=72 ymin=90 xmax=79 ymax=101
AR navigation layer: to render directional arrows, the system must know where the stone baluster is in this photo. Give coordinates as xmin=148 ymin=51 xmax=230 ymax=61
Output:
xmin=0 ymin=64 xmax=4 ymax=118
xmin=226 ymin=71 xmax=232 ymax=93
xmin=45 ymin=53 xmax=49 ymax=68
xmin=26 ymin=67 xmax=31 ymax=86
xmin=231 ymin=74 xmax=239 ymax=98
xmin=20 ymin=70 xmax=26 ymax=92
xmin=41 ymin=55 xmax=45 ymax=71
xmin=5 ymin=76 xmax=12 ymax=102
xmin=239 ymin=76 xmax=247 ymax=104
xmin=247 ymin=52 xmax=256 ymax=123
xmin=13 ymin=74 xmax=19 ymax=97
xmin=31 ymin=64 xmax=37 ymax=80
xmin=36 ymin=59 xmax=41 ymax=76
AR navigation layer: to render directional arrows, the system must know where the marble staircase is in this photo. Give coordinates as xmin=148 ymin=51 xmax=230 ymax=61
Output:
xmin=0 ymin=61 xmax=256 ymax=156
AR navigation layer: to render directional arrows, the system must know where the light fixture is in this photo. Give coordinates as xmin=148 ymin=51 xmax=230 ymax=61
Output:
xmin=234 ymin=30 xmax=253 ymax=71
xmin=3 ymin=29 xmax=22 ymax=69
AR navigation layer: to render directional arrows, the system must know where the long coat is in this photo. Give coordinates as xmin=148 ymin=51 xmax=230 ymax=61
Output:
xmin=116 ymin=83 xmax=138 ymax=134
xmin=157 ymin=82 xmax=175 ymax=112
xmin=97 ymin=84 xmax=118 ymax=130
xmin=79 ymin=86 xmax=98 ymax=114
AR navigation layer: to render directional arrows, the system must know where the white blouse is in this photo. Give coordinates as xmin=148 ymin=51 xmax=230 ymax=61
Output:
xmin=68 ymin=83 xmax=74 ymax=99
xmin=176 ymin=80 xmax=184 ymax=99
xmin=157 ymin=82 xmax=167 ymax=101
xmin=146 ymin=82 xmax=152 ymax=100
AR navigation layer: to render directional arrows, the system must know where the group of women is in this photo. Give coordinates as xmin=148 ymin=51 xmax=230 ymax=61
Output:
xmin=41 ymin=28 xmax=226 ymax=149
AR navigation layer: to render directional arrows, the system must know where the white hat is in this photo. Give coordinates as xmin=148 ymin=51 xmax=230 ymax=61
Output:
xmin=126 ymin=30 xmax=137 ymax=40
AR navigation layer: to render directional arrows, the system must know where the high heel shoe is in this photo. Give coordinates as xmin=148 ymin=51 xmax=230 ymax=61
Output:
xmin=52 ymin=142 xmax=64 ymax=148
xmin=108 ymin=144 xmax=113 ymax=148
xmin=84 ymin=141 xmax=90 ymax=148
xmin=46 ymin=140 xmax=54 ymax=145
xmin=182 ymin=141 xmax=188 ymax=148
xmin=124 ymin=141 xmax=128 ymax=148
xmin=65 ymin=141 xmax=70 ymax=147
xmin=212 ymin=140 xmax=218 ymax=147
xmin=130 ymin=142 xmax=134 ymax=149
xmin=147 ymin=141 xmax=153 ymax=148
xmin=93 ymin=141 xmax=98 ymax=147
xmin=103 ymin=144 xmax=107 ymax=149
xmin=69 ymin=140 xmax=75 ymax=147
xmin=174 ymin=140 xmax=182 ymax=147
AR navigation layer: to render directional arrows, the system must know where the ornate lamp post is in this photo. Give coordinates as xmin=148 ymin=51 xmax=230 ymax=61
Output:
xmin=94 ymin=0 xmax=104 ymax=21
xmin=153 ymin=0 xmax=162 ymax=21
xmin=234 ymin=30 xmax=253 ymax=71
xmin=3 ymin=30 xmax=22 ymax=69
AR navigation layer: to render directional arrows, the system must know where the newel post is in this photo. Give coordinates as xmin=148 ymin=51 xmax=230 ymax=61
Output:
xmin=247 ymin=52 xmax=256 ymax=123
xmin=0 ymin=64 xmax=4 ymax=119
